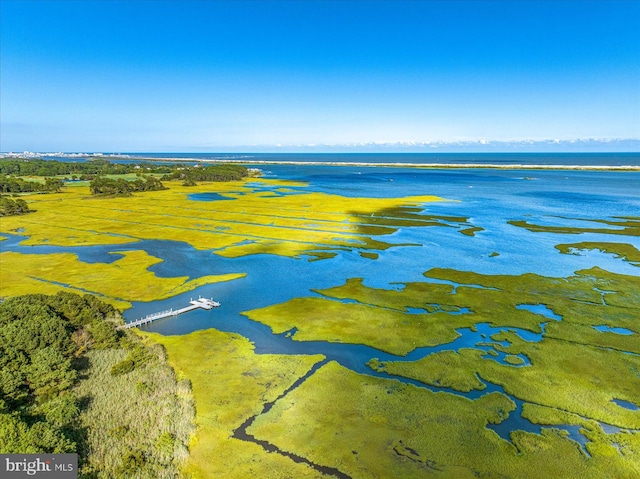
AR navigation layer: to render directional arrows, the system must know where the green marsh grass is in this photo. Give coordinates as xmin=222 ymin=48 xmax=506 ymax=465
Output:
xmin=0 ymin=181 xmax=448 ymax=258
xmin=247 ymin=361 xmax=638 ymax=479
xmin=147 ymin=328 xmax=325 ymax=479
xmin=0 ymin=250 xmax=244 ymax=310
xmin=556 ymin=242 xmax=640 ymax=266
xmin=509 ymin=216 xmax=640 ymax=236
xmin=244 ymin=264 xmax=640 ymax=475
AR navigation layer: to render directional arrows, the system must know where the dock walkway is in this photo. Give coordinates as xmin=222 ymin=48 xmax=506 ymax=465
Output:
xmin=121 ymin=297 xmax=220 ymax=329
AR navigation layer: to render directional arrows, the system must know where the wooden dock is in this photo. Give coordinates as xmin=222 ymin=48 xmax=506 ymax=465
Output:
xmin=121 ymin=297 xmax=220 ymax=329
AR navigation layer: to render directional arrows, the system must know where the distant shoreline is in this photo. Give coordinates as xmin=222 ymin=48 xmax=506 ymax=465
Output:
xmin=116 ymin=157 xmax=640 ymax=171
xmin=3 ymin=154 xmax=640 ymax=171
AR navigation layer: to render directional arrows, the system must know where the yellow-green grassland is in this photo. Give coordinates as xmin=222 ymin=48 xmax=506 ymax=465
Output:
xmin=0 ymin=249 xmax=244 ymax=309
xmin=0 ymin=179 xmax=458 ymax=309
xmin=0 ymin=179 xmax=451 ymax=256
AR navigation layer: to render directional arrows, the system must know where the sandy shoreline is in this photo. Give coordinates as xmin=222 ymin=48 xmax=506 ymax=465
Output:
xmin=119 ymin=157 xmax=640 ymax=171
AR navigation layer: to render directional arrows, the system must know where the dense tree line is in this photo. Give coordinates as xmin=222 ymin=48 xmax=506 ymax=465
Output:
xmin=0 ymin=197 xmax=31 ymax=216
xmin=0 ymin=159 xmax=174 ymax=178
xmin=89 ymin=175 xmax=166 ymax=196
xmin=0 ymin=177 xmax=63 ymax=193
xmin=162 ymin=164 xmax=248 ymax=185
xmin=0 ymin=293 xmax=193 ymax=477
xmin=1 ymin=159 xmax=251 ymax=197
xmin=0 ymin=292 xmax=120 ymax=454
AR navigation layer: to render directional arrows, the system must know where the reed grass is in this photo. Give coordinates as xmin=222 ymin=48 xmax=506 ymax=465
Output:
xmin=72 ymin=332 xmax=194 ymax=478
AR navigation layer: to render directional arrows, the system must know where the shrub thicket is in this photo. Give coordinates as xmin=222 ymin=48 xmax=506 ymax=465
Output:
xmin=0 ymin=158 xmax=173 ymax=177
xmin=0 ymin=197 xmax=31 ymax=216
xmin=89 ymin=175 xmax=166 ymax=196
xmin=0 ymin=292 xmax=194 ymax=478
xmin=162 ymin=164 xmax=248 ymax=184
xmin=0 ymin=293 xmax=119 ymax=453
xmin=0 ymin=177 xmax=63 ymax=194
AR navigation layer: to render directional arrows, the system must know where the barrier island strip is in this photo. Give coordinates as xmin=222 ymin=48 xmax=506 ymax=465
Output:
xmin=89 ymin=155 xmax=640 ymax=171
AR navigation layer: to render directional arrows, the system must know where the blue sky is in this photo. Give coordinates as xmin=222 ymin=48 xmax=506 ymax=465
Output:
xmin=1 ymin=0 xmax=639 ymax=152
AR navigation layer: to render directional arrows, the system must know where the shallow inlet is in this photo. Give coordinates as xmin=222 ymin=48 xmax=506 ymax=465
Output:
xmin=611 ymin=398 xmax=640 ymax=411
xmin=516 ymin=303 xmax=563 ymax=321
xmin=593 ymin=325 xmax=635 ymax=335
xmin=187 ymin=192 xmax=236 ymax=201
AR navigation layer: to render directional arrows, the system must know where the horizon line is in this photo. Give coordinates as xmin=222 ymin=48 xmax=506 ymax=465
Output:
xmin=2 ymin=151 xmax=640 ymax=155
xmin=3 ymin=138 xmax=639 ymax=155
